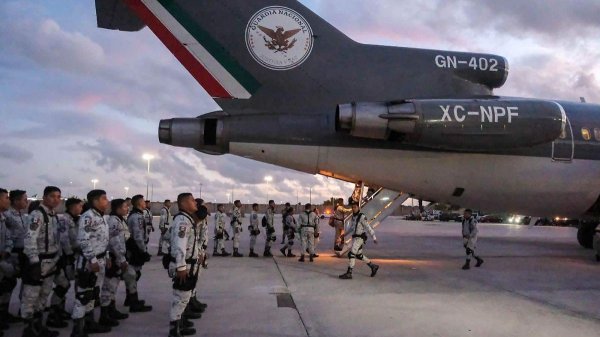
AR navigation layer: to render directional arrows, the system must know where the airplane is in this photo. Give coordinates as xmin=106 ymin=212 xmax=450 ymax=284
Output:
xmin=95 ymin=0 xmax=600 ymax=249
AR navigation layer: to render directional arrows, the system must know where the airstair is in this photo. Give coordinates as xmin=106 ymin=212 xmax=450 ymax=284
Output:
xmin=334 ymin=183 xmax=410 ymax=257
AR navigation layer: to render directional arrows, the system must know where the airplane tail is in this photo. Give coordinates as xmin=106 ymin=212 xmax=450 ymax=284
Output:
xmin=97 ymin=0 xmax=507 ymax=109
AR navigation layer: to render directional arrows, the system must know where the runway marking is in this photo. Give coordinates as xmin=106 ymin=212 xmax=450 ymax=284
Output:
xmin=272 ymin=257 xmax=311 ymax=337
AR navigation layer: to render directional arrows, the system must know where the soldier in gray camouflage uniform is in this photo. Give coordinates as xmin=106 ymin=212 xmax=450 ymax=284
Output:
xmin=124 ymin=195 xmax=153 ymax=311
xmin=248 ymin=203 xmax=260 ymax=257
xmin=339 ymin=202 xmax=380 ymax=280
xmin=70 ymin=190 xmax=112 ymax=337
xmin=2 ymin=189 xmax=27 ymax=325
xmin=0 ymin=188 xmax=16 ymax=335
xmin=231 ymin=201 xmax=243 ymax=257
xmin=21 ymin=186 xmax=62 ymax=337
xmin=47 ymin=197 xmax=83 ymax=328
xmin=168 ymin=193 xmax=200 ymax=337
xmin=99 ymin=199 xmax=131 ymax=324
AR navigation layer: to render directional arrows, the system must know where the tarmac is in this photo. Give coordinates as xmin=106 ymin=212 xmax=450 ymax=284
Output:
xmin=4 ymin=216 xmax=600 ymax=337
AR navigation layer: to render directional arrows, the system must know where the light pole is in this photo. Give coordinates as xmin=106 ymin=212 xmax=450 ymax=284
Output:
xmin=264 ymin=176 xmax=273 ymax=201
xmin=91 ymin=179 xmax=98 ymax=189
xmin=124 ymin=187 xmax=129 ymax=198
xmin=200 ymin=183 xmax=203 ymax=199
xmin=142 ymin=154 xmax=154 ymax=200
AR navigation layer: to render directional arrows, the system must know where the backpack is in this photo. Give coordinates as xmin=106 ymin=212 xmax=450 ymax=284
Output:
xmin=261 ymin=215 xmax=268 ymax=228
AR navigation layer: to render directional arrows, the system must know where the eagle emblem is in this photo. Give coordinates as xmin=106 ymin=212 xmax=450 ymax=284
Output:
xmin=258 ymin=26 xmax=301 ymax=53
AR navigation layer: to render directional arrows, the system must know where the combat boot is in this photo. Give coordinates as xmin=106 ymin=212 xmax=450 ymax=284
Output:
xmin=233 ymin=249 xmax=243 ymax=257
xmin=263 ymin=249 xmax=272 ymax=257
xmin=298 ymin=255 xmax=305 ymax=262
xmin=309 ymin=254 xmax=314 ymax=262
xmin=123 ymin=292 xmax=145 ymax=307
xmin=168 ymin=321 xmax=181 ymax=337
xmin=182 ymin=305 xmax=201 ymax=320
xmin=249 ymin=249 xmax=259 ymax=258
xmin=212 ymin=247 xmax=220 ymax=257
xmin=108 ymin=301 xmax=128 ymax=320
xmin=286 ymin=249 xmax=296 ymax=258
xmin=475 ymin=257 xmax=484 ymax=268
xmin=188 ymin=297 xmax=205 ymax=314
xmin=70 ymin=319 xmax=87 ymax=337
xmin=339 ymin=268 xmax=353 ymax=280
xmin=84 ymin=312 xmax=111 ymax=334
xmin=129 ymin=293 xmax=152 ymax=313
xmin=34 ymin=312 xmax=59 ymax=337
xmin=180 ymin=318 xmax=196 ymax=336
xmin=220 ymin=249 xmax=231 ymax=257
xmin=98 ymin=307 xmax=119 ymax=327
xmin=46 ymin=306 xmax=69 ymax=328
xmin=21 ymin=319 xmax=39 ymax=337
xmin=279 ymin=247 xmax=287 ymax=257
xmin=368 ymin=263 xmax=380 ymax=277
xmin=462 ymin=259 xmax=471 ymax=270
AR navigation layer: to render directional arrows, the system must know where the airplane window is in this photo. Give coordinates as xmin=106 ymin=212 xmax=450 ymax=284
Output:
xmin=594 ymin=128 xmax=600 ymax=141
xmin=582 ymin=128 xmax=591 ymax=141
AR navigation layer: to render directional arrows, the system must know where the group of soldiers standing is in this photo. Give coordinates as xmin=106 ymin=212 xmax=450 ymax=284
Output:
xmin=0 ymin=187 xmax=208 ymax=337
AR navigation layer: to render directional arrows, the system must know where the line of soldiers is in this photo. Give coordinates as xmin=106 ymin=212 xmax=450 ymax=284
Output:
xmin=0 ymin=187 xmax=210 ymax=337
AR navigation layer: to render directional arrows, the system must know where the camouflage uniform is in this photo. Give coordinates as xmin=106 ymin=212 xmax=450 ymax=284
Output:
xmin=168 ymin=212 xmax=200 ymax=321
xmin=126 ymin=209 xmax=149 ymax=296
xmin=264 ymin=207 xmax=276 ymax=251
xmin=298 ymin=211 xmax=318 ymax=260
xmin=214 ymin=211 xmax=226 ymax=253
xmin=72 ymin=208 xmax=109 ymax=319
xmin=143 ymin=209 xmax=153 ymax=246
xmin=248 ymin=211 xmax=260 ymax=253
xmin=158 ymin=206 xmax=171 ymax=254
xmin=347 ymin=212 xmax=376 ymax=269
xmin=231 ymin=206 xmax=243 ymax=250
xmin=49 ymin=212 xmax=78 ymax=309
xmin=101 ymin=215 xmax=135 ymax=306
xmin=280 ymin=213 xmax=296 ymax=256
xmin=2 ymin=209 xmax=21 ymax=312
xmin=21 ymin=204 xmax=61 ymax=320
xmin=0 ymin=212 xmax=16 ymax=313
xmin=333 ymin=205 xmax=352 ymax=250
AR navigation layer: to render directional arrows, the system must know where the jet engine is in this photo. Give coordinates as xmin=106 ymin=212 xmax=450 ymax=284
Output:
xmin=336 ymin=98 xmax=566 ymax=152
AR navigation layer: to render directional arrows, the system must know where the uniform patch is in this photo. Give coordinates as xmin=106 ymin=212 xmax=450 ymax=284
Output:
xmin=178 ymin=226 xmax=187 ymax=238
xmin=29 ymin=220 xmax=39 ymax=231
xmin=84 ymin=225 xmax=93 ymax=233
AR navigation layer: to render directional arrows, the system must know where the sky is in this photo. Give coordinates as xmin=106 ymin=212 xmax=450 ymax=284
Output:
xmin=1 ymin=0 xmax=599 ymax=203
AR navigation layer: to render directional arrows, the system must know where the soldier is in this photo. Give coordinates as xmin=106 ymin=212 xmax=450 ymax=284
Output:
xmin=3 ymin=189 xmax=28 ymax=324
xmin=461 ymin=209 xmax=484 ymax=270
xmin=187 ymin=199 xmax=209 ymax=314
xmin=143 ymin=200 xmax=154 ymax=249
xmin=213 ymin=205 xmax=229 ymax=257
xmin=0 ymin=188 xmax=16 ymax=334
xmin=125 ymin=195 xmax=153 ymax=311
xmin=263 ymin=200 xmax=276 ymax=257
xmin=333 ymin=198 xmax=352 ymax=251
xmin=280 ymin=202 xmax=291 ymax=244
xmin=158 ymin=200 xmax=172 ymax=257
xmin=279 ymin=207 xmax=297 ymax=258
xmin=298 ymin=204 xmax=319 ymax=263
xmin=21 ymin=186 xmax=62 ymax=337
xmin=230 ymin=201 xmax=243 ymax=257
xmin=339 ymin=202 xmax=379 ymax=280
xmin=71 ymin=190 xmax=115 ymax=337
xmin=99 ymin=199 xmax=131 ymax=326
xmin=248 ymin=204 xmax=260 ymax=258
xmin=167 ymin=193 xmax=200 ymax=337
xmin=47 ymin=198 xmax=83 ymax=328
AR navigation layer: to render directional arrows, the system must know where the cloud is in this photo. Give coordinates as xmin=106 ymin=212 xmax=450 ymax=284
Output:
xmin=0 ymin=143 xmax=33 ymax=163
xmin=1 ymin=17 xmax=105 ymax=74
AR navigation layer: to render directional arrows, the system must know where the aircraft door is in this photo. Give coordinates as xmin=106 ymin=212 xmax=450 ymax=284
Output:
xmin=551 ymin=116 xmax=574 ymax=162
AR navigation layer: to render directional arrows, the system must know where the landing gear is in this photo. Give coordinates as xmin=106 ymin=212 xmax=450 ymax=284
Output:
xmin=577 ymin=221 xmax=598 ymax=249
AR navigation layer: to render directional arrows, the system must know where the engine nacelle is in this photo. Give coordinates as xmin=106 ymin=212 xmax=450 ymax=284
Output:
xmin=336 ymin=98 xmax=566 ymax=152
xmin=158 ymin=114 xmax=227 ymax=155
